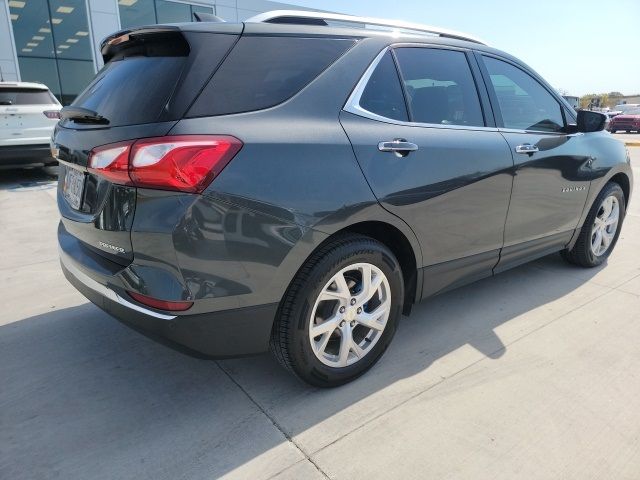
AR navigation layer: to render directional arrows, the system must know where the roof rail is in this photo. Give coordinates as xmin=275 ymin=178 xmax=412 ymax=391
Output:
xmin=245 ymin=10 xmax=486 ymax=45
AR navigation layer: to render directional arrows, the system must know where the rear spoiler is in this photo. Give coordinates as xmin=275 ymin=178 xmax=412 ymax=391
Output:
xmin=100 ymin=26 xmax=186 ymax=63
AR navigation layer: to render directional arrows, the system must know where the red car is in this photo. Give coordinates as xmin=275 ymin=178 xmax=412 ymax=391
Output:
xmin=609 ymin=107 xmax=640 ymax=133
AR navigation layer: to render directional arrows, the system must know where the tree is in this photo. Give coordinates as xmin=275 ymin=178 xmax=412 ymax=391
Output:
xmin=579 ymin=93 xmax=611 ymax=109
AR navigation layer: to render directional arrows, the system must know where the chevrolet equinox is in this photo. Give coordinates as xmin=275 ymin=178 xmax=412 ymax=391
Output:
xmin=55 ymin=11 xmax=633 ymax=386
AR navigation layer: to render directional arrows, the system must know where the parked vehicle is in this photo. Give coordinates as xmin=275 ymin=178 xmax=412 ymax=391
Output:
xmin=609 ymin=107 xmax=640 ymax=133
xmin=54 ymin=11 xmax=633 ymax=387
xmin=0 ymin=82 xmax=60 ymax=169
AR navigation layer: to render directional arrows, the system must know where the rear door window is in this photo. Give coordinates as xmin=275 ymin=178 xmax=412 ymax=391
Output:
xmin=359 ymin=51 xmax=408 ymax=122
xmin=482 ymin=56 xmax=565 ymax=132
xmin=394 ymin=47 xmax=485 ymax=127
xmin=188 ymin=36 xmax=355 ymax=117
xmin=0 ymin=88 xmax=57 ymax=105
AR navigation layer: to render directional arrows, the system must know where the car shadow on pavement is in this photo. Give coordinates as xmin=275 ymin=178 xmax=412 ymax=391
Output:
xmin=0 ymin=166 xmax=58 ymax=190
xmin=0 ymin=166 xmax=58 ymax=191
xmin=0 ymin=254 xmax=601 ymax=480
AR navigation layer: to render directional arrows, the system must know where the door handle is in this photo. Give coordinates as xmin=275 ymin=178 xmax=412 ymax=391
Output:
xmin=378 ymin=138 xmax=419 ymax=157
xmin=515 ymin=144 xmax=539 ymax=155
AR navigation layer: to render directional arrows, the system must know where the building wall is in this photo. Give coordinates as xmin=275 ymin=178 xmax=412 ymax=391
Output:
xmin=0 ymin=0 xmax=322 ymax=102
xmin=615 ymin=95 xmax=640 ymax=106
xmin=87 ymin=0 xmax=120 ymax=70
xmin=0 ymin=0 xmax=19 ymax=81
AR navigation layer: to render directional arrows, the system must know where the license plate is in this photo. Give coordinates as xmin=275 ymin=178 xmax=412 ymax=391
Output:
xmin=63 ymin=166 xmax=85 ymax=210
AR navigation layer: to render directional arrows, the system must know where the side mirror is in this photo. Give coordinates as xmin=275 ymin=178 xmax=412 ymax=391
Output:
xmin=577 ymin=110 xmax=607 ymax=133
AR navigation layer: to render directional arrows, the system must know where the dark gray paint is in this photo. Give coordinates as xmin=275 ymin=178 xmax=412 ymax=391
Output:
xmin=54 ymin=23 xmax=633 ymax=357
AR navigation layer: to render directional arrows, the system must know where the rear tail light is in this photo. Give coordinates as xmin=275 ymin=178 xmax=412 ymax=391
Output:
xmin=88 ymin=135 xmax=242 ymax=193
xmin=127 ymin=291 xmax=193 ymax=311
xmin=43 ymin=110 xmax=61 ymax=119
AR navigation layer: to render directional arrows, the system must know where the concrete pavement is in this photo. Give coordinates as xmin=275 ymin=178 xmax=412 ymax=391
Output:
xmin=1 ymin=151 xmax=639 ymax=480
xmin=612 ymin=132 xmax=640 ymax=146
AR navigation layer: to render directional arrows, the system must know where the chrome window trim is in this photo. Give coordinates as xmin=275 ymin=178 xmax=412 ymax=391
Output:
xmin=497 ymin=127 xmax=574 ymax=136
xmin=343 ymin=44 xmax=499 ymax=133
xmin=60 ymin=248 xmax=177 ymax=321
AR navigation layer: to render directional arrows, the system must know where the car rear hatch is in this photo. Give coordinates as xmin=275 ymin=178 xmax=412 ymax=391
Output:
xmin=0 ymin=86 xmax=60 ymax=147
xmin=54 ymin=25 xmax=241 ymax=265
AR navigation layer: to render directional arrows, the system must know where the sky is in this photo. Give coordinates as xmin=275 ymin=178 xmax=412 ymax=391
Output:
xmin=291 ymin=0 xmax=640 ymax=97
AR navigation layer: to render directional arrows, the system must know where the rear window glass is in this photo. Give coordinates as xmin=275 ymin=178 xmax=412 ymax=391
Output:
xmin=0 ymin=88 xmax=56 ymax=105
xmin=188 ymin=36 xmax=355 ymax=117
xmin=71 ymin=56 xmax=186 ymax=127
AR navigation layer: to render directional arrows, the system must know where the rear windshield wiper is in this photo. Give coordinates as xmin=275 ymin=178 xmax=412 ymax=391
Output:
xmin=60 ymin=106 xmax=109 ymax=125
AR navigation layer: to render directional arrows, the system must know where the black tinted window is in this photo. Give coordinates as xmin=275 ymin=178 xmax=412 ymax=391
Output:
xmin=359 ymin=52 xmax=408 ymax=122
xmin=72 ymin=56 xmax=186 ymax=127
xmin=188 ymin=36 xmax=355 ymax=117
xmin=483 ymin=56 xmax=564 ymax=132
xmin=394 ymin=48 xmax=484 ymax=127
xmin=0 ymin=88 xmax=56 ymax=105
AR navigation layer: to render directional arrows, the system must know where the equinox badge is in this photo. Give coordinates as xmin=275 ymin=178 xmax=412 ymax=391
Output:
xmin=99 ymin=241 xmax=125 ymax=254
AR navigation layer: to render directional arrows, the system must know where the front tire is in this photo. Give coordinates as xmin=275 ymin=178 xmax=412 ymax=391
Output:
xmin=562 ymin=182 xmax=625 ymax=267
xmin=270 ymin=234 xmax=404 ymax=387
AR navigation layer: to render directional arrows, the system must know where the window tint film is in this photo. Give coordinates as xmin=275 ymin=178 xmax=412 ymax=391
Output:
xmin=394 ymin=48 xmax=484 ymax=127
xmin=72 ymin=56 xmax=186 ymax=126
xmin=188 ymin=36 xmax=355 ymax=117
xmin=0 ymin=88 xmax=57 ymax=105
xmin=483 ymin=56 xmax=564 ymax=132
xmin=359 ymin=51 xmax=408 ymax=122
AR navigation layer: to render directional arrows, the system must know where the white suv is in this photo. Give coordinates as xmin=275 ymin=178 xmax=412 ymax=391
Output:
xmin=0 ymin=82 xmax=61 ymax=169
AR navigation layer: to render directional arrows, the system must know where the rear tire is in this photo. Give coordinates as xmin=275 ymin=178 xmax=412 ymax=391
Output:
xmin=610 ymin=129 xmax=617 ymax=133
xmin=562 ymin=182 xmax=625 ymax=267
xmin=270 ymin=234 xmax=404 ymax=387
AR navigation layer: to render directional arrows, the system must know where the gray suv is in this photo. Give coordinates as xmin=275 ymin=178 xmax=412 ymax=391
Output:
xmin=54 ymin=11 xmax=633 ymax=386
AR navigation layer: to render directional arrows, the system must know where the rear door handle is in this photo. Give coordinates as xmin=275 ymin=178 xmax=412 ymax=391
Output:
xmin=378 ymin=139 xmax=419 ymax=157
xmin=515 ymin=144 xmax=539 ymax=155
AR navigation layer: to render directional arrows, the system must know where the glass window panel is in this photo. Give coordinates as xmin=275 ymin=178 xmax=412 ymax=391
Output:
xmin=483 ymin=56 xmax=565 ymax=132
xmin=17 ymin=57 xmax=61 ymax=99
xmin=48 ymin=0 xmax=93 ymax=60
xmin=9 ymin=0 xmax=55 ymax=58
xmin=155 ymin=0 xmax=191 ymax=23
xmin=191 ymin=4 xmax=214 ymax=20
xmin=359 ymin=52 xmax=408 ymax=122
xmin=189 ymin=37 xmax=355 ymax=117
xmin=74 ymin=56 xmax=187 ymax=126
xmin=0 ymin=88 xmax=58 ymax=106
xmin=394 ymin=48 xmax=485 ymax=127
xmin=118 ymin=0 xmax=157 ymax=29
xmin=57 ymin=59 xmax=95 ymax=105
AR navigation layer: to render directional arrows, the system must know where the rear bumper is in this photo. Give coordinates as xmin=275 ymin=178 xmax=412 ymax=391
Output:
xmin=0 ymin=144 xmax=56 ymax=168
xmin=59 ymin=236 xmax=277 ymax=358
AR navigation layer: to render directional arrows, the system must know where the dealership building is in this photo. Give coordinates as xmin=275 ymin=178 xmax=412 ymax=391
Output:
xmin=0 ymin=0 xmax=321 ymax=104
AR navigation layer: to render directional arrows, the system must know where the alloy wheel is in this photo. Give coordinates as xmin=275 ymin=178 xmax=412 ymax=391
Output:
xmin=590 ymin=195 xmax=619 ymax=256
xmin=308 ymin=262 xmax=391 ymax=367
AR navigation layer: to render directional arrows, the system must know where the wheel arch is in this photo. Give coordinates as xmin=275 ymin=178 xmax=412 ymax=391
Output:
xmin=302 ymin=220 xmax=421 ymax=316
xmin=609 ymin=172 xmax=631 ymax=208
